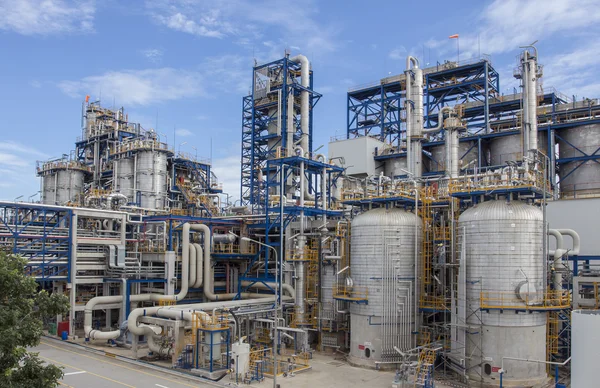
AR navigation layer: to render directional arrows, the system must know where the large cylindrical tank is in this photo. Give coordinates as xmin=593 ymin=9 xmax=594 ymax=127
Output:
xmin=558 ymin=124 xmax=600 ymax=197
xmin=41 ymin=169 xmax=85 ymax=205
xmin=488 ymin=133 xmax=547 ymax=165
xmin=384 ymin=156 xmax=407 ymax=178
xmin=114 ymin=158 xmax=134 ymax=204
xmin=348 ymin=208 xmax=422 ymax=368
xmin=427 ymin=140 xmax=478 ymax=173
xmin=136 ymin=151 xmax=168 ymax=209
xmin=459 ymin=200 xmax=546 ymax=386
xmin=572 ymin=310 xmax=600 ymax=388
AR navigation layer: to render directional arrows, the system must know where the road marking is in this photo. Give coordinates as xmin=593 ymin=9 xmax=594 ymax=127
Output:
xmin=64 ymin=371 xmax=87 ymax=376
xmin=58 ymin=382 xmax=75 ymax=388
xmin=40 ymin=341 xmax=199 ymax=388
xmin=39 ymin=356 xmax=135 ymax=388
xmin=156 ymin=385 xmax=170 ymax=388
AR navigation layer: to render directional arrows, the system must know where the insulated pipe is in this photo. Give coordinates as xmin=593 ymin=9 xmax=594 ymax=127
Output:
xmin=555 ymin=229 xmax=580 ymax=255
xmin=84 ymin=295 xmax=123 ymax=340
xmin=127 ymin=297 xmax=283 ymax=336
xmin=548 ymin=229 xmax=566 ymax=291
xmin=290 ymin=55 xmax=310 ymax=152
xmin=193 ymin=243 xmax=203 ymax=288
xmin=295 ymin=146 xmax=315 ymax=201
xmin=189 ymin=243 xmax=196 ymax=289
xmin=287 ymin=86 xmax=295 ymax=157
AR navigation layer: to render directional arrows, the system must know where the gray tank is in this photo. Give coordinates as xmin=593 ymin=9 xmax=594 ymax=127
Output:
xmin=428 ymin=140 xmax=478 ymax=173
xmin=136 ymin=150 xmax=168 ymax=209
xmin=41 ymin=169 xmax=85 ymax=205
xmin=384 ymin=156 xmax=407 ymax=178
xmin=458 ymin=200 xmax=546 ymax=386
xmin=488 ymin=132 xmax=547 ymax=165
xmin=348 ymin=208 xmax=422 ymax=368
xmin=558 ymin=124 xmax=600 ymax=197
xmin=114 ymin=158 xmax=134 ymax=204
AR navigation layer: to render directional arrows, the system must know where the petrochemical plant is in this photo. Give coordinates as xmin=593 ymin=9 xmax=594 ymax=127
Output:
xmin=3 ymin=45 xmax=600 ymax=388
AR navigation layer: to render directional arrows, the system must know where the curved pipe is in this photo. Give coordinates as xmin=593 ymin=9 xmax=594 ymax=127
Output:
xmin=406 ymin=56 xmax=419 ymax=70
xmin=189 ymin=243 xmax=196 ymax=289
xmin=193 ymin=243 xmax=203 ymax=288
xmin=555 ymin=229 xmax=580 ymax=255
xmin=84 ymin=295 xmax=123 ymax=340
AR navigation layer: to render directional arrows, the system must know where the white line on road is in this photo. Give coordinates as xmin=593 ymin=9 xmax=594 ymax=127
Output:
xmin=64 ymin=371 xmax=87 ymax=376
xmin=155 ymin=384 xmax=170 ymax=388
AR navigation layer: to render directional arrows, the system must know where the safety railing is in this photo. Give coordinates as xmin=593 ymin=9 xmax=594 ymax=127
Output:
xmin=419 ymin=296 xmax=449 ymax=311
xmin=449 ymin=164 xmax=550 ymax=195
xmin=194 ymin=312 xmax=230 ymax=331
xmin=212 ymin=243 xmax=257 ymax=255
xmin=36 ymin=160 xmax=91 ymax=174
xmin=480 ymin=290 xmax=570 ymax=311
xmin=332 ymin=284 xmax=369 ymax=302
xmin=111 ymin=138 xmax=171 ymax=155
xmin=286 ymin=248 xmax=318 ymax=262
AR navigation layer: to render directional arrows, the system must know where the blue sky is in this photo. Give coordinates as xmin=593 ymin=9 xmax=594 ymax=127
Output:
xmin=1 ymin=0 xmax=599 ymax=202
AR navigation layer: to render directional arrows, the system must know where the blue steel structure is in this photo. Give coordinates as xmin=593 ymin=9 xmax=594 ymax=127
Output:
xmin=0 ymin=201 xmax=74 ymax=282
xmin=241 ymin=56 xmax=321 ymax=213
xmin=348 ymin=58 xmax=600 ymax=190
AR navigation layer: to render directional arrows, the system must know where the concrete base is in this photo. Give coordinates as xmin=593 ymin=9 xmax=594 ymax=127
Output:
xmin=190 ymin=368 xmax=227 ymax=380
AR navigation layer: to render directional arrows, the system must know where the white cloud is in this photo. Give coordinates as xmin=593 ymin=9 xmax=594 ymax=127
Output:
xmin=543 ymin=41 xmax=600 ymax=98
xmin=29 ymin=80 xmax=42 ymax=88
xmin=145 ymin=0 xmax=339 ymax=56
xmin=389 ymin=46 xmax=407 ymax=60
xmin=175 ymin=128 xmax=194 ymax=137
xmin=141 ymin=48 xmax=163 ymax=63
xmin=211 ymin=155 xmax=241 ymax=203
xmin=0 ymin=0 xmax=95 ymax=35
xmin=0 ymin=141 xmax=48 ymax=201
xmin=57 ymin=68 xmax=204 ymax=106
xmin=426 ymin=0 xmax=600 ymax=58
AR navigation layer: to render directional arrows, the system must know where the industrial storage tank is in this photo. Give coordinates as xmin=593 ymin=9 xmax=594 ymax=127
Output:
xmin=114 ymin=158 xmax=134 ymax=204
xmin=41 ymin=168 xmax=86 ymax=205
xmin=459 ymin=200 xmax=546 ymax=386
xmin=136 ymin=150 xmax=168 ymax=209
xmin=384 ymin=156 xmax=407 ymax=178
xmin=557 ymin=124 xmax=600 ymax=197
xmin=427 ymin=140 xmax=478 ymax=173
xmin=348 ymin=207 xmax=422 ymax=368
xmin=488 ymin=132 xmax=547 ymax=165
xmin=572 ymin=310 xmax=600 ymax=388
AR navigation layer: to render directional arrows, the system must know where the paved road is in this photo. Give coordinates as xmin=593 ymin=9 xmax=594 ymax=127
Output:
xmin=33 ymin=339 xmax=217 ymax=388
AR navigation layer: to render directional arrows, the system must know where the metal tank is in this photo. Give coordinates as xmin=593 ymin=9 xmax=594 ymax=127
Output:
xmin=488 ymin=133 xmax=547 ymax=165
xmin=136 ymin=150 xmax=168 ymax=209
xmin=428 ymin=140 xmax=478 ymax=173
xmin=348 ymin=207 xmax=422 ymax=368
xmin=558 ymin=124 xmax=600 ymax=197
xmin=384 ymin=156 xmax=407 ymax=178
xmin=459 ymin=200 xmax=546 ymax=386
xmin=41 ymin=169 xmax=85 ymax=205
xmin=114 ymin=158 xmax=134 ymax=204
xmin=572 ymin=310 xmax=600 ymax=388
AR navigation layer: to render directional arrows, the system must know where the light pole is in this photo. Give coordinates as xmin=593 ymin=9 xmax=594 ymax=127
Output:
xmin=240 ymin=236 xmax=279 ymax=388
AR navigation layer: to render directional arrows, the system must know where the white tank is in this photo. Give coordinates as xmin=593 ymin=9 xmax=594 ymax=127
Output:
xmin=114 ymin=158 xmax=134 ymax=204
xmin=384 ymin=156 xmax=407 ymax=178
xmin=459 ymin=200 xmax=546 ymax=386
xmin=572 ymin=310 xmax=600 ymax=388
xmin=136 ymin=151 xmax=168 ymax=209
xmin=558 ymin=124 xmax=600 ymax=197
xmin=488 ymin=133 xmax=547 ymax=165
xmin=41 ymin=169 xmax=85 ymax=205
xmin=428 ymin=140 xmax=478 ymax=173
xmin=348 ymin=207 xmax=422 ymax=368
